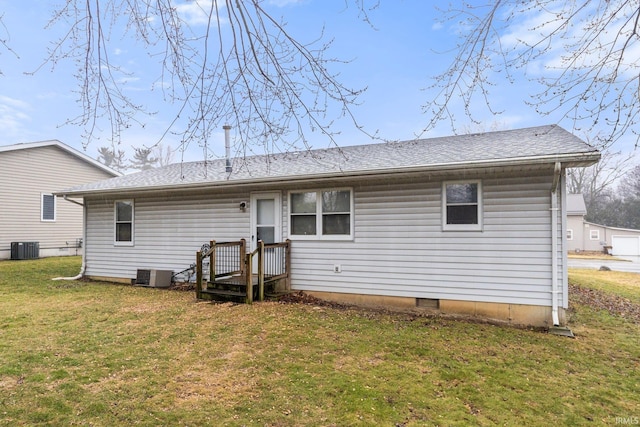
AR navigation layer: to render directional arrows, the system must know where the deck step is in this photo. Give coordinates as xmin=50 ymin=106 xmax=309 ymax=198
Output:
xmin=200 ymin=288 xmax=248 ymax=303
xmin=206 ymin=279 xmax=276 ymax=293
xmin=201 ymin=288 xmax=246 ymax=297
xmin=207 ymin=281 xmax=247 ymax=293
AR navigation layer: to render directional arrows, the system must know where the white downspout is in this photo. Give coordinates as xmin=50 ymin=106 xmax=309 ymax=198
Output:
xmin=550 ymin=162 xmax=561 ymax=326
xmin=52 ymin=198 xmax=86 ymax=281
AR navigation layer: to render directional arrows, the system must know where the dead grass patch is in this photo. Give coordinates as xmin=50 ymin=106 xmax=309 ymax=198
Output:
xmin=0 ymin=375 xmax=24 ymax=390
xmin=569 ymin=268 xmax=640 ymax=305
xmin=570 ymin=283 xmax=640 ymax=323
xmin=568 ymin=251 xmax=628 ymax=261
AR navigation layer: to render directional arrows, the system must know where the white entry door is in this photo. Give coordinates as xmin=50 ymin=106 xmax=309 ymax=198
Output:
xmin=250 ymin=192 xmax=281 ymax=250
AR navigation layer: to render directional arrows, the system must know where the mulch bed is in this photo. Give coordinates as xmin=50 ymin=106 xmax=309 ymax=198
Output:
xmin=569 ymin=283 xmax=640 ymax=323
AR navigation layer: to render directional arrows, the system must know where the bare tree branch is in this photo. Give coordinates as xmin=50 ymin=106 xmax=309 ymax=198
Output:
xmin=35 ymin=0 xmax=374 ymax=158
xmin=0 ymin=13 xmax=20 ymax=75
xmin=567 ymin=133 xmax=634 ymax=210
xmin=426 ymin=1 xmax=640 ymax=146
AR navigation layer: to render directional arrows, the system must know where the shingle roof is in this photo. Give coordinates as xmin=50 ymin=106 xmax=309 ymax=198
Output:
xmin=58 ymin=125 xmax=599 ymax=196
xmin=567 ymin=194 xmax=588 ymax=215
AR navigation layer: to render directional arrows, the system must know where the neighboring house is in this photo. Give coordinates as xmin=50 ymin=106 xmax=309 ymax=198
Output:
xmin=566 ymin=193 xmax=640 ymax=255
xmin=0 ymin=140 xmax=120 ymax=260
xmin=566 ymin=193 xmax=592 ymax=252
xmin=57 ymin=125 xmax=600 ymax=327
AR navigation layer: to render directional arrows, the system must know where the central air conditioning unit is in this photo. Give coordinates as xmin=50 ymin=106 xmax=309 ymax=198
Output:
xmin=135 ymin=269 xmax=173 ymax=288
xmin=10 ymin=242 xmax=40 ymax=260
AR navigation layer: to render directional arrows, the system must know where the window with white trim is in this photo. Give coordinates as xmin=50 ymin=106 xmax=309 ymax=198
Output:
xmin=567 ymin=229 xmax=573 ymax=240
xmin=289 ymin=189 xmax=353 ymax=239
xmin=590 ymin=229 xmax=600 ymax=241
xmin=442 ymin=181 xmax=482 ymax=231
xmin=41 ymin=194 xmax=56 ymax=221
xmin=115 ymin=200 xmax=134 ymax=245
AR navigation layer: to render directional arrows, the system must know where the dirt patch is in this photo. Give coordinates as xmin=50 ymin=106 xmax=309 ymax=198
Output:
xmin=0 ymin=375 xmax=24 ymax=390
xmin=570 ymin=283 xmax=640 ymax=323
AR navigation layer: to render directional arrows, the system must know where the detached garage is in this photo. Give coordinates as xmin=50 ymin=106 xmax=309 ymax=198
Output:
xmin=611 ymin=235 xmax=640 ymax=257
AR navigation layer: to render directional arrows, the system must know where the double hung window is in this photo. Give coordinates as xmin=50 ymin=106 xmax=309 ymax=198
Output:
xmin=115 ymin=200 xmax=134 ymax=245
xmin=290 ymin=189 xmax=353 ymax=239
xmin=442 ymin=181 xmax=482 ymax=231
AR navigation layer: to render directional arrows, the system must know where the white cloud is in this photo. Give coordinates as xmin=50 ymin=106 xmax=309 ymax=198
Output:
xmin=267 ymin=0 xmax=304 ymax=6
xmin=176 ymin=0 xmax=219 ymax=26
xmin=0 ymin=95 xmax=30 ymax=111
xmin=500 ymin=2 xmax=639 ymax=79
xmin=0 ymin=96 xmax=32 ymax=140
xmin=174 ymin=0 xmax=299 ymax=26
xmin=118 ymin=76 xmax=141 ymax=85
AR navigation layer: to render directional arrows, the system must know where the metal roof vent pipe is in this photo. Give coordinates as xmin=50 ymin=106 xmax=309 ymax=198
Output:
xmin=224 ymin=124 xmax=232 ymax=173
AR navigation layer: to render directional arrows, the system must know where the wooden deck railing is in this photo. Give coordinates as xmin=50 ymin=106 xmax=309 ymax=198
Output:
xmin=245 ymin=241 xmax=263 ymax=304
xmin=263 ymin=240 xmax=291 ymax=284
xmin=195 ymin=239 xmax=291 ymax=302
xmin=196 ymin=239 xmax=247 ymax=300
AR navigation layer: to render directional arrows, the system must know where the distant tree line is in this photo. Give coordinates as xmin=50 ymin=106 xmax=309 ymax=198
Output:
xmin=584 ymin=165 xmax=640 ymax=230
xmin=97 ymin=144 xmax=174 ymax=173
xmin=568 ymin=153 xmax=640 ymax=229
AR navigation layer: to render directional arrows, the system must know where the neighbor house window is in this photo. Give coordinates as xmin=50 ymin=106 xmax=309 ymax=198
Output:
xmin=41 ymin=194 xmax=56 ymax=221
xmin=567 ymin=229 xmax=573 ymax=240
xmin=289 ymin=189 xmax=353 ymax=239
xmin=590 ymin=229 xmax=600 ymax=241
xmin=115 ymin=200 xmax=134 ymax=245
xmin=442 ymin=181 xmax=482 ymax=231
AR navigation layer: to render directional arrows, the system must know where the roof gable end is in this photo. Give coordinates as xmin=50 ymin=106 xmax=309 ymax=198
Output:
xmin=0 ymin=140 xmax=120 ymax=177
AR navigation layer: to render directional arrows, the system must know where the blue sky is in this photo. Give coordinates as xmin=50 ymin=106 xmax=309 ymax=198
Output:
xmin=0 ymin=1 xmax=636 ymax=165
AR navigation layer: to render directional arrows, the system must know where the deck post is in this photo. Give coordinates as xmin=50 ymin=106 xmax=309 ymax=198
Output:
xmin=195 ymin=250 xmax=203 ymax=299
xmin=239 ymin=238 xmax=247 ymax=278
xmin=245 ymin=252 xmax=253 ymax=304
xmin=258 ymin=240 xmax=265 ymax=301
xmin=285 ymin=239 xmax=292 ymax=291
xmin=209 ymin=240 xmax=215 ymax=281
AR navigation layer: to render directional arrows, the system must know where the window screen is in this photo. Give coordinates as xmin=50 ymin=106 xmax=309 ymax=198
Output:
xmin=42 ymin=194 xmax=56 ymax=221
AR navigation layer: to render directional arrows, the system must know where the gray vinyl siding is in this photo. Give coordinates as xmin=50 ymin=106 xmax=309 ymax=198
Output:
xmin=287 ymin=172 xmax=557 ymax=307
xmin=84 ymin=191 xmax=252 ymax=278
xmin=83 ymin=169 xmax=565 ymax=308
xmin=0 ymin=145 xmax=116 ymax=259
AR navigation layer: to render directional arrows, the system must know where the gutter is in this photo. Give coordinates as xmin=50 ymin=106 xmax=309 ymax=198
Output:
xmin=550 ymin=161 xmax=561 ymax=326
xmin=62 ymin=195 xmax=84 ymax=207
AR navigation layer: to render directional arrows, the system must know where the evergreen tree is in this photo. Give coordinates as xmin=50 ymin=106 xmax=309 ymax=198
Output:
xmin=97 ymin=146 xmax=127 ymax=172
xmin=130 ymin=147 xmax=158 ymax=171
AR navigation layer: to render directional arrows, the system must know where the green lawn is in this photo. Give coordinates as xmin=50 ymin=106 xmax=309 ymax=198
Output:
xmin=1 ymin=257 xmax=639 ymax=426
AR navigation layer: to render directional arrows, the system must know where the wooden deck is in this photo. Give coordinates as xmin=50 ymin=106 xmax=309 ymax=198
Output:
xmin=195 ymin=239 xmax=291 ymax=304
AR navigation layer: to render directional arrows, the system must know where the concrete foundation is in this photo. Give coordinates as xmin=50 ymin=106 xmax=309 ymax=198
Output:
xmin=305 ymin=291 xmax=564 ymax=327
